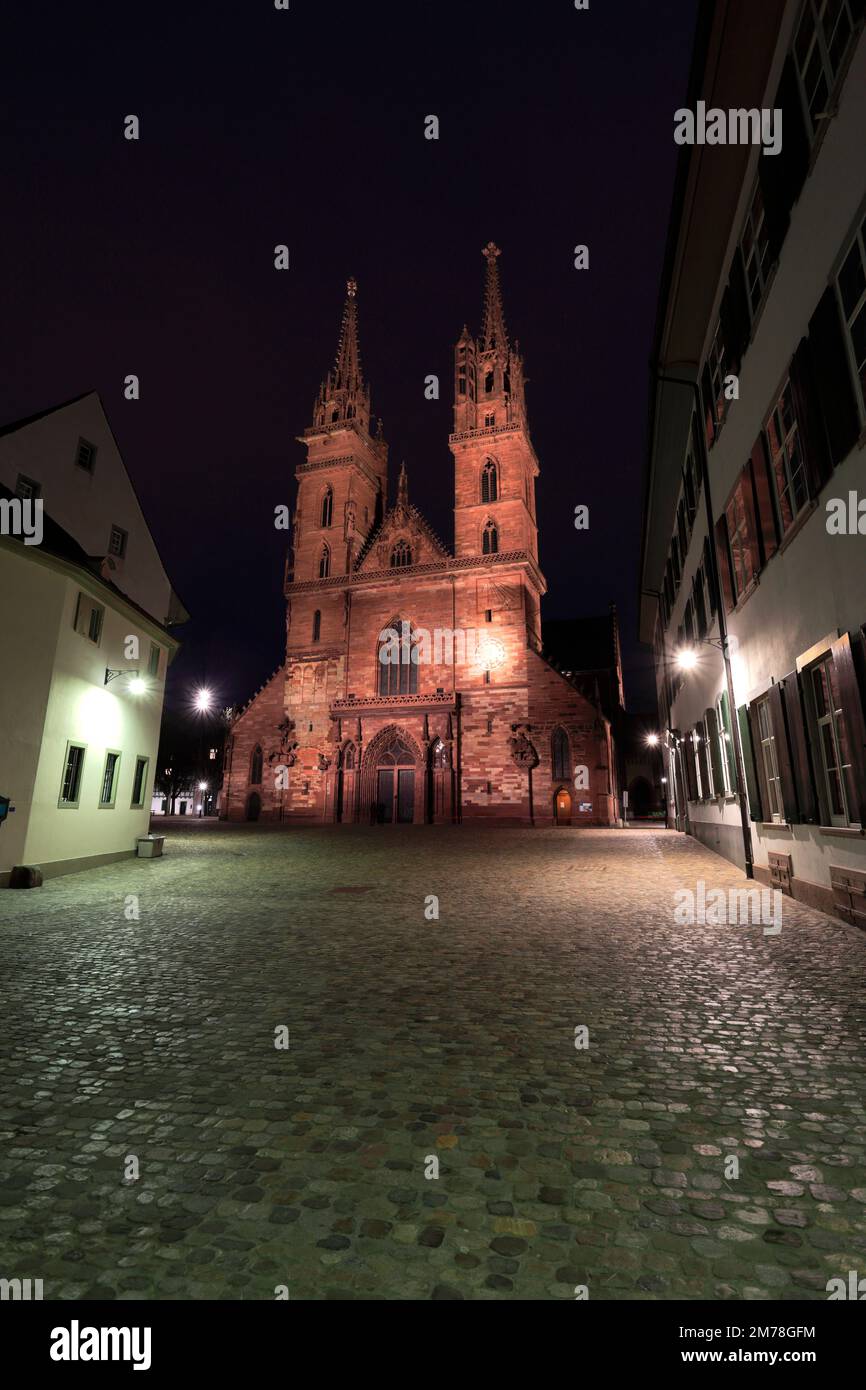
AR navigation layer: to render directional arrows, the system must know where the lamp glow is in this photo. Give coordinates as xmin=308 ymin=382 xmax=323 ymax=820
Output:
xmin=128 ymin=678 xmax=147 ymax=695
xmin=646 ymin=732 xmax=659 ymax=747
xmin=194 ymin=687 xmax=214 ymax=713
xmin=675 ymin=647 xmax=698 ymax=670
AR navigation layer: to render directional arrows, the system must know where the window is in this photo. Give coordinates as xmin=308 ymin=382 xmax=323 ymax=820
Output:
xmin=794 ymin=0 xmax=856 ymax=142
xmin=59 ymin=743 xmax=86 ymax=807
xmin=484 ymin=412 xmax=495 ymax=428
xmin=691 ymin=730 xmax=704 ymax=799
xmin=551 ymin=727 xmax=569 ymax=781
xmin=481 ymin=460 xmax=498 ymax=503
xmin=390 ymin=539 xmax=412 ymax=568
xmin=377 ymin=620 xmax=419 ymax=696
xmin=724 ymin=474 xmax=758 ymax=601
xmin=837 ymin=212 xmax=866 ymax=416
xmin=683 ymin=599 xmax=694 ymax=645
xmin=486 ymin=717 xmax=493 ymax=734
xmin=318 ymin=544 xmax=330 ymax=579
xmin=482 ymin=520 xmax=498 ymax=555
xmin=683 ymin=454 xmax=697 ymax=531
xmin=808 ymin=655 xmax=852 ymax=825
xmin=765 ymin=381 xmax=809 ymax=533
xmin=677 ymin=499 xmax=688 ymax=557
xmin=74 ymin=593 xmax=105 ymax=644
xmin=755 ymin=696 xmax=783 ymax=821
xmin=484 ymin=609 xmax=492 ymax=622
xmin=706 ymin=321 xmax=728 ymax=430
xmin=148 ymin=643 xmax=160 ymax=677
xmin=99 ymin=751 xmax=121 ymax=808
xmin=75 ymin=438 xmax=97 ymax=473
xmin=131 ymin=756 xmax=149 ymax=808
xmin=109 ymin=525 xmax=127 ymax=558
xmin=250 ymin=746 xmax=263 ymax=785
xmin=740 ymin=182 xmax=772 ymax=319
xmin=698 ymin=717 xmax=714 ymax=798
xmin=209 ymin=748 xmax=217 ymax=760
xmin=693 ymin=567 xmax=707 ymax=639
xmin=484 ymin=372 xmax=494 ymax=394
xmin=312 ymin=609 xmax=321 ymax=642
xmin=715 ymin=694 xmax=735 ymax=796
xmin=15 ymin=474 xmax=40 ymax=500
xmin=321 ymin=488 xmax=333 ymax=528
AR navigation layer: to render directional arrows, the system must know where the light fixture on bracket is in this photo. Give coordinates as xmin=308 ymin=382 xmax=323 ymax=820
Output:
xmin=104 ymin=668 xmax=145 ymax=694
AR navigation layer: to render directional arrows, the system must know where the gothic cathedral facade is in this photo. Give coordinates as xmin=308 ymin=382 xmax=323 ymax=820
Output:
xmin=221 ymin=245 xmax=618 ymax=827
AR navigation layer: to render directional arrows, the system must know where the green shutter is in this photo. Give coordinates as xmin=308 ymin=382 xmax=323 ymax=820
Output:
xmin=737 ymin=704 xmax=763 ymax=822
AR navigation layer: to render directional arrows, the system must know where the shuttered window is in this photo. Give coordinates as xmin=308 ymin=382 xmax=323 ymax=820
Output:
xmin=724 ymin=468 xmax=759 ymax=602
xmin=737 ymin=704 xmax=764 ymax=822
xmin=794 ymin=0 xmax=858 ymax=143
xmin=755 ymin=696 xmax=784 ymax=822
xmin=835 ymin=214 xmax=866 ymax=423
xmin=705 ymin=707 xmax=725 ymax=796
xmin=766 ymin=381 xmax=809 ymax=533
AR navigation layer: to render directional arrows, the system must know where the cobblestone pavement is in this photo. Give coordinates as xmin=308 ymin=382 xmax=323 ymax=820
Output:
xmin=2 ymin=825 xmax=866 ymax=1302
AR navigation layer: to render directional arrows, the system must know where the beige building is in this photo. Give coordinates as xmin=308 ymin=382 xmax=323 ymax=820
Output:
xmin=0 ymin=393 xmax=186 ymax=884
xmin=640 ymin=0 xmax=866 ymax=924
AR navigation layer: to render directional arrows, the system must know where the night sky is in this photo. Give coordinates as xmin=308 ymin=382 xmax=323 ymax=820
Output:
xmin=4 ymin=0 xmax=698 ymax=714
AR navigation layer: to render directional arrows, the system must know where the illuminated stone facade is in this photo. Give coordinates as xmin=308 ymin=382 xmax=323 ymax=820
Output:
xmin=222 ymin=248 xmax=618 ymax=826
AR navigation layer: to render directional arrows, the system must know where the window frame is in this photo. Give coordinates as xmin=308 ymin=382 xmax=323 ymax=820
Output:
xmin=804 ymin=652 xmax=853 ymax=826
xmin=793 ymin=0 xmax=857 ymax=145
xmin=15 ymin=473 xmax=41 ymax=500
xmin=765 ymin=380 xmax=810 ymax=535
xmin=99 ymin=749 xmax=122 ymax=808
xmin=59 ymin=741 xmax=87 ymax=809
xmin=834 ymin=209 xmax=866 ymax=423
xmin=130 ymin=755 xmax=150 ymax=810
xmin=739 ymin=180 xmax=773 ymax=323
xmin=108 ymin=525 xmax=128 ymax=558
xmin=75 ymin=437 xmax=97 ymax=473
xmin=755 ymin=695 xmax=784 ymax=822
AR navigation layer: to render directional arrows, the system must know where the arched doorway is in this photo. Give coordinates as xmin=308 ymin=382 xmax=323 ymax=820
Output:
xmin=375 ymin=735 xmax=415 ymax=823
xmin=246 ymin=791 xmax=262 ymax=822
xmin=554 ymin=786 xmax=572 ymax=825
xmin=361 ymin=726 xmax=422 ymax=825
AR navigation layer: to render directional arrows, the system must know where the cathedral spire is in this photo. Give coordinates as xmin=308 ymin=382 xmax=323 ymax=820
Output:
xmin=312 ymin=277 xmax=372 ymax=433
xmin=397 ymin=461 xmax=408 ymax=510
xmin=480 ymin=242 xmax=508 ymax=354
xmin=333 ymin=277 xmax=362 ymax=393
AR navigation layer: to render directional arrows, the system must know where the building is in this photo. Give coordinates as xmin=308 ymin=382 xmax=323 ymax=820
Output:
xmin=222 ymin=247 xmax=619 ymax=827
xmin=0 ymin=393 xmax=186 ymax=884
xmin=640 ymin=0 xmax=866 ymax=923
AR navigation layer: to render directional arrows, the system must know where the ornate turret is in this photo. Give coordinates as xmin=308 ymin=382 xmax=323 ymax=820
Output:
xmin=453 ymin=243 xmax=527 ymax=436
xmin=312 ymin=277 xmax=372 ymax=433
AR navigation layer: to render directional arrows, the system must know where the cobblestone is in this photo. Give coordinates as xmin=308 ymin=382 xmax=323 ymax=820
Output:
xmin=1 ymin=824 xmax=865 ymax=1300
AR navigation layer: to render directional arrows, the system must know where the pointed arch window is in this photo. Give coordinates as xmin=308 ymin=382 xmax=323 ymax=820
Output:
xmin=377 ymin=619 xmax=419 ymax=696
xmin=481 ymin=459 xmax=498 ymax=503
xmin=321 ymin=487 xmax=333 ymax=528
xmin=482 ymin=520 xmax=498 ymax=555
xmin=484 ymin=371 xmax=494 ymax=394
xmin=342 ymin=743 xmax=356 ymax=770
xmin=318 ymin=544 xmax=330 ymax=579
xmin=312 ymin=609 xmax=321 ymax=642
xmin=250 ymin=745 xmax=263 ymax=786
xmin=390 ymin=539 xmax=413 ymax=568
xmin=551 ymin=727 xmax=569 ymax=781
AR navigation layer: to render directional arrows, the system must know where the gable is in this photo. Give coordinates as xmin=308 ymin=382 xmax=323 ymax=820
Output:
xmin=355 ymin=500 xmax=450 ymax=574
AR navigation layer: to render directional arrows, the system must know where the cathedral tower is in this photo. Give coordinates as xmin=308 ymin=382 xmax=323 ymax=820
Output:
xmin=451 ymin=244 xmax=539 ymax=569
xmin=290 ymin=278 xmax=388 ymax=592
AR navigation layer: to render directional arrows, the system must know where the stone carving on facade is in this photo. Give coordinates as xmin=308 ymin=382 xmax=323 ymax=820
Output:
xmin=509 ymin=722 xmax=538 ymax=770
xmin=317 ymin=752 xmax=332 ymax=773
xmin=268 ymin=716 xmax=299 ymax=768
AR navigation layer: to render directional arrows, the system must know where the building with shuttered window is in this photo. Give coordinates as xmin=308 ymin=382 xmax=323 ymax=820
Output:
xmin=640 ymin=0 xmax=866 ymax=924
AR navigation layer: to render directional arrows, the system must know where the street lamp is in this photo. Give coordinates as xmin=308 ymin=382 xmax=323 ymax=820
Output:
xmin=194 ymin=687 xmax=214 ymax=713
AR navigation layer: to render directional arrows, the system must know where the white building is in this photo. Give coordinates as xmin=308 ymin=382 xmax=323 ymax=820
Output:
xmin=0 ymin=392 xmax=186 ymax=884
xmin=640 ymin=0 xmax=866 ymax=926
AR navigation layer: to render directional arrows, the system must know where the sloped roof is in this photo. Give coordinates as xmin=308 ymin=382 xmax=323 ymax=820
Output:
xmin=0 ymin=390 xmax=95 ymax=440
xmin=354 ymin=498 xmax=451 ymax=572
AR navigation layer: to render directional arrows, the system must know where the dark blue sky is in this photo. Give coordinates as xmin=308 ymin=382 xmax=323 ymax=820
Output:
xmin=3 ymin=0 xmax=699 ymax=712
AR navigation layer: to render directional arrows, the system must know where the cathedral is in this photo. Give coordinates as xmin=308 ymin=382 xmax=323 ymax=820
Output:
xmin=221 ymin=245 xmax=619 ymax=827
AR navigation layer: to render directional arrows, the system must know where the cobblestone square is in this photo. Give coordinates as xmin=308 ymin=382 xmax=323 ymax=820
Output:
xmin=2 ymin=824 xmax=866 ymax=1301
